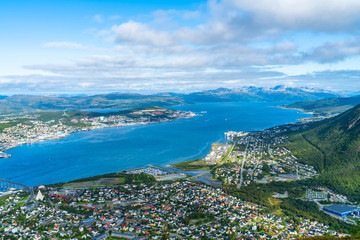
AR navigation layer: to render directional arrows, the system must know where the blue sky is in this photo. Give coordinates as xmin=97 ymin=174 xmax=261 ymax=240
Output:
xmin=1 ymin=0 xmax=360 ymax=94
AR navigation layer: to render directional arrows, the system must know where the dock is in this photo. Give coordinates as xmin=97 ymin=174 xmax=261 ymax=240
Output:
xmin=147 ymin=164 xmax=174 ymax=173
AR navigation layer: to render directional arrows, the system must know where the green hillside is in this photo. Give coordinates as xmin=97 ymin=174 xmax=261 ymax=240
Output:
xmin=0 ymin=93 xmax=186 ymax=115
xmin=0 ymin=86 xmax=340 ymax=115
xmin=285 ymin=104 xmax=360 ymax=200
xmin=283 ymin=95 xmax=360 ymax=116
xmin=0 ymin=101 xmax=34 ymax=115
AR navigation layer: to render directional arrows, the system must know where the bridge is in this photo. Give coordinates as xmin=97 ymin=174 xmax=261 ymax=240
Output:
xmin=0 ymin=178 xmax=34 ymax=202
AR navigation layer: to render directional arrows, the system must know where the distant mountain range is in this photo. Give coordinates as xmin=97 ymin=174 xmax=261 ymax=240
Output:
xmin=0 ymin=93 xmax=187 ymax=115
xmin=0 ymin=86 xmax=342 ymax=115
xmin=167 ymin=86 xmax=341 ymax=103
xmin=283 ymin=95 xmax=360 ymax=116
xmin=286 ymin=103 xmax=360 ymax=201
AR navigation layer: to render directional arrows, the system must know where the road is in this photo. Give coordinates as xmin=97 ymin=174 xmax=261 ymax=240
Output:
xmin=190 ymin=171 xmax=211 ymax=180
xmin=251 ymin=142 xmax=265 ymax=180
xmin=237 ymin=143 xmax=248 ymax=189
xmin=251 ymin=161 xmax=261 ymax=180
xmin=268 ymin=144 xmax=273 ymax=158
xmin=0 ymin=178 xmax=34 ymax=203
xmin=223 ymin=143 xmax=235 ymax=163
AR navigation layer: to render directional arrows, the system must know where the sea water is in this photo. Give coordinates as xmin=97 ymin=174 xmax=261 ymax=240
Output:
xmin=0 ymin=102 xmax=311 ymax=186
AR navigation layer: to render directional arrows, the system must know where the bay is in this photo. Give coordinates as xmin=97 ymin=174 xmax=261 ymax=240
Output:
xmin=0 ymin=102 xmax=311 ymax=187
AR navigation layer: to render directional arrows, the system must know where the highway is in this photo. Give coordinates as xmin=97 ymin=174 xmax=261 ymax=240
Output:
xmin=0 ymin=178 xmax=34 ymax=202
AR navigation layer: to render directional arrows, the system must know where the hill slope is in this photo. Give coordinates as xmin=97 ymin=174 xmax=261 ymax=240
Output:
xmin=283 ymin=95 xmax=360 ymax=116
xmin=0 ymin=86 xmax=341 ymax=115
xmin=286 ymin=104 xmax=360 ymax=200
xmin=0 ymin=93 xmax=186 ymax=114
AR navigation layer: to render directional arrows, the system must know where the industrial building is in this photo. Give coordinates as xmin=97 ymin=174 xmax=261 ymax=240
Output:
xmin=306 ymin=189 xmax=327 ymax=200
xmin=324 ymin=204 xmax=359 ymax=217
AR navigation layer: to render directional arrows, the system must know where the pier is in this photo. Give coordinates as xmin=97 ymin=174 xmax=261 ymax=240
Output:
xmin=147 ymin=164 xmax=174 ymax=173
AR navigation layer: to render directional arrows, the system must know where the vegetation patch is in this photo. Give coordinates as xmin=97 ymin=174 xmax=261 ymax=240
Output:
xmin=170 ymin=159 xmax=215 ymax=170
xmin=269 ymin=197 xmax=282 ymax=206
xmin=222 ymin=181 xmax=353 ymax=233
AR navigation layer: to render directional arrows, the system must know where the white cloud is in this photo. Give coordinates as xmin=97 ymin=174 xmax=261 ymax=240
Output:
xmin=109 ymin=15 xmax=121 ymax=20
xmin=112 ymin=21 xmax=175 ymax=46
xmin=4 ymin=0 xmax=360 ymax=94
xmin=222 ymin=0 xmax=360 ymax=32
xmin=303 ymin=37 xmax=360 ymax=63
xmin=108 ymin=0 xmax=360 ymax=48
xmin=93 ymin=14 xmax=104 ymax=23
xmin=43 ymin=41 xmax=85 ymax=49
xmin=31 ymin=41 xmax=303 ymax=74
xmin=182 ymin=10 xmax=201 ymax=19
xmin=4 ymin=67 xmax=360 ymax=94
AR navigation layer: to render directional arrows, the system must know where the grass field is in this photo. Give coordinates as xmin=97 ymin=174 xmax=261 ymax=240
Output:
xmin=269 ymin=197 xmax=284 ymax=215
xmin=63 ymin=177 xmax=126 ymax=188
xmin=170 ymin=159 xmax=214 ymax=170
xmin=269 ymin=197 xmax=282 ymax=206
xmin=0 ymin=195 xmax=10 ymax=206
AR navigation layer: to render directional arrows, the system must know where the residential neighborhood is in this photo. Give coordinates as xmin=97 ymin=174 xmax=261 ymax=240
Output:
xmin=214 ymin=123 xmax=318 ymax=188
xmin=0 ymin=180 xmax=348 ymax=239
xmin=0 ymin=116 xmax=357 ymax=239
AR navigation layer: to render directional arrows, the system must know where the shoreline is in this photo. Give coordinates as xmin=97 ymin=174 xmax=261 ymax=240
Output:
xmin=0 ymin=111 xmax=196 ymax=158
xmin=1 ymin=101 xmax=310 ymax=187
xmin=276 ymin=106 xmax=337 ymax=122
xmin=168 ymin=105 xmax=313 ymax=171
xmin=275 ymin=105 xmax=315 ymax=117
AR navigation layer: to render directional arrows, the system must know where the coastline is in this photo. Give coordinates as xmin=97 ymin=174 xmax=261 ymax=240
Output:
xmin=168 ymin=105 xmax=313 ymax=172
xmin=275 ymin=105 xmax=314 ymax=117
xmin=0 ymin=111 xmax=196 ymax=158
xmin=274 ymin=105 xmax=318 ymax=122
xmin=0 ymin=101 xmax=312 ymax=187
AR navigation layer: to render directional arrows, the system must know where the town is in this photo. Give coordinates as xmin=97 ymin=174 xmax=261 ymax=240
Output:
xmin=174 ymin=121 xmax=360 ymax=228
xmin=190 ymin=122 xmax=318 ymax=188
xmin=0 ymin=119 xmax=359 ymax=239
xmin=0 ymin=178 xmax=348 ymax=239
xmin=0 ymin=108 xmax=195 ymax=158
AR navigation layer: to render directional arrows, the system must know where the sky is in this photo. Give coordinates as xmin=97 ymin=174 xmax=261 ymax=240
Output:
xmin=1 ymin=0 xmax=360 ymax=95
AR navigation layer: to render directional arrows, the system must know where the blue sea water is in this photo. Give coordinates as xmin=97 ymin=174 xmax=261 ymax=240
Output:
xmin=0 ymin=102 xmax=311 ymax=187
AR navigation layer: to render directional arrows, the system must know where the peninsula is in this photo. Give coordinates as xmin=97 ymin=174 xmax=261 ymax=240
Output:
xmin=0 ymin=106 xmax=195 ymax=158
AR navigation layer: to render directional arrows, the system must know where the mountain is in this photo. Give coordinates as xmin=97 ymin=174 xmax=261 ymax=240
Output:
xmin=0 ymin=101 xmax=34 ymax=115
xmin=283 ymin=95 xmax=360 ymax=116
xmin=286 ymin=104 xmax=360 ymax=200
xmin=0 ymin=86 xmax=341 ymax=115
xmin=0 ymin=93 xmax=186 ymax=114
xmin=178 ymin=86 xmax=341 ymax=103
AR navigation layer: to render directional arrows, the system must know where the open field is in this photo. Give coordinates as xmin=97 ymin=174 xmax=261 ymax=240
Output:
xmin=170 ymin=159 xmax=214 ymax=170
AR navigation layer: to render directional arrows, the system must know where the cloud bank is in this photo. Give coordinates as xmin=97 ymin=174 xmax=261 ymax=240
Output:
xmin=2 ymin=0 xmax=360 ymax=94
